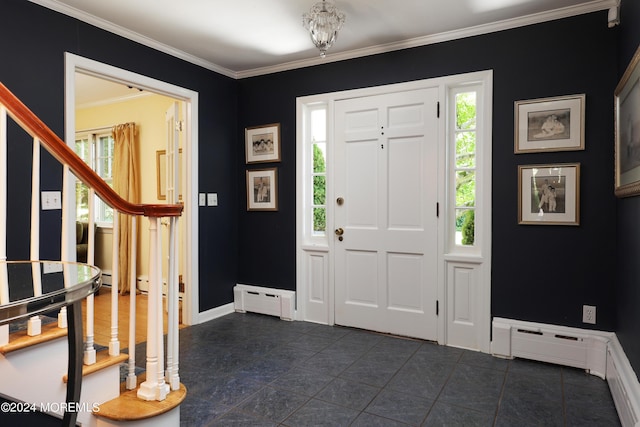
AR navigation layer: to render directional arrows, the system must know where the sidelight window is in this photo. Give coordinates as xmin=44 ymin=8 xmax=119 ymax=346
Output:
xmin=451 ymin=89 xmax=477 ymax=248
xmin=309 ymin=105 xmax=327 ymax=237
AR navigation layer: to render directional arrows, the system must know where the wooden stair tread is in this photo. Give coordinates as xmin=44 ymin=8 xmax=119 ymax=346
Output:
xmin=0 ymin=322 xmax=66 ymax=355
xmin=94 ymin=373 xmax=187 ymax=421
xmin=62 ymin=349 xmax=128 ymax=383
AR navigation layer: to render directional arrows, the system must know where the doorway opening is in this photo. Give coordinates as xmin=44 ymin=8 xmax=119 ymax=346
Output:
xmin=64 ymin=53 xmax=200 ymax=326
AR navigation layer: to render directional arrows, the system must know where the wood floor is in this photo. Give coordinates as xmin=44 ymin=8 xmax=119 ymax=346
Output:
xmin=82 ymin=286 xmax=183 ymax=350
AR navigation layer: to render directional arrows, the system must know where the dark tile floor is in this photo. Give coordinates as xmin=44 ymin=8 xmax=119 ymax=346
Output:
xmin=170 ymin=312 xmax=620 ymax=426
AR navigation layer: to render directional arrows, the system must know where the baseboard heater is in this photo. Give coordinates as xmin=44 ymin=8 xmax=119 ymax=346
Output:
xmin=233 ymin=284 xmax=295 ymax=321
xmin=492 ymin=318 xmax=608 ymax=379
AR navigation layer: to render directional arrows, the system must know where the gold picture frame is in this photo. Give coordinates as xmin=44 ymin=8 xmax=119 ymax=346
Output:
xmin=615 ymin=45 xmax=640 ymax=197
xmin=246 ymin=168 xmax=278 ymax=211
xmin=518 ymin=163 xmax=580 ymax=226
xmin=245 ymin=123 xmax=281 ymax=164
xmin=514 ymin=94 xmax=585 ymax=153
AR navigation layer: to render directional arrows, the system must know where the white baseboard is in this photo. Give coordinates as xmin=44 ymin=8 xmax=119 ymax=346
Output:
xmin=197 ymin=303 xmax=235 ymax=324
xmin=492 ymin=318 xmax=640 ymax=427
xmin=607 ymin=335 xmax=640 ymax=427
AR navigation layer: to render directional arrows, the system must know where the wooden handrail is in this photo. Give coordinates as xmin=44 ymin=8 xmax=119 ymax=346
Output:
xmin=0 ymin=82 xmax=182 ymax=218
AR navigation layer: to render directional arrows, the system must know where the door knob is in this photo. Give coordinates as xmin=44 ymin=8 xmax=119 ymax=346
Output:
xmin=335 ymin=227 xmax=344 ymax=236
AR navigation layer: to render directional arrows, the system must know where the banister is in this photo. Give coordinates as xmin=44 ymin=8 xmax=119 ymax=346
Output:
xmin=0 ymin=82 xmax=182 ymax=218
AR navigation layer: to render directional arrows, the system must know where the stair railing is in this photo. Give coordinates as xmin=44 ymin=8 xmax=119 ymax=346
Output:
xmin=0 ymin=82 xmax=183 ymax=402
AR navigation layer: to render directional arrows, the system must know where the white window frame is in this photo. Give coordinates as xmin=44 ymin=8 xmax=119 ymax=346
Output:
xmin=300 ymin=101 xmax=330 ymax=247
xmin=75 ymin=130 xmax=114 ymax=227
xmin=447 ymin=83 xmax=483 ymax=256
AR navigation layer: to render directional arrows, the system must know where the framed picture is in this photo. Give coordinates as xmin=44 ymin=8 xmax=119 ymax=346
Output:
xmin=518 ymin=163 xmax=580 ymax=226
xmin=246 ymin=168 xmax=278 ymax=211
xmin=514 ymin=94 xmax=585 ymax=153
xmin=156 ymin=149 xmax=182 ymax=200
xmin=615 ymin=45 xmax=640 ymax=197
xmin=245 ymin=123 xmax=281 ymax=163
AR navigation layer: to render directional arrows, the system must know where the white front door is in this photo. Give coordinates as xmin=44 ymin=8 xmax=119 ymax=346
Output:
xmin=334 ymin=88 xmax=440 ymax=341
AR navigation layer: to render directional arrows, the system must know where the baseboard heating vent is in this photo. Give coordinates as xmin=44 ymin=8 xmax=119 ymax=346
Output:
xmin=234 ymin=285 xmax=295 ymax=321
xmin=492 ymin=318 xmax=608 ymax=379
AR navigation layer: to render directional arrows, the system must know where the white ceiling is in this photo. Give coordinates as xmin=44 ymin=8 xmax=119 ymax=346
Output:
xmin=33 ymin=0 xmax=618 ymax=79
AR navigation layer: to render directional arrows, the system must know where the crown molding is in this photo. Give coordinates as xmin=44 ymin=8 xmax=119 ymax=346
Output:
xmin=31 ymin=0 xmax=616 ymax=80
xmin=28 ymin=0 xmax=236 ymax=78
xmin=237 ymin=0 xmax=617 ymax=78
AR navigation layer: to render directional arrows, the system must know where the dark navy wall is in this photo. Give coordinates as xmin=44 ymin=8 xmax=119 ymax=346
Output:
xmin=1 ymin=0 xmax=238 ymax=311
xmin=2 ymin=0 xmax=632 ymax=345
xmin=616 ymin=0 xmax=640 ymax=382
xmin=237 ymin=11 xmax=619 ymax=330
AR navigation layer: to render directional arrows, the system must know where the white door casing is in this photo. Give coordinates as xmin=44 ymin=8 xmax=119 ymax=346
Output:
xmin=164 ymin=102 xmax=187 ymax=301
xmin=64 ymin=53 xmax=200 ymax=326
xmin=334 ymin=88 xmax=439 ymax=341
xmin=297 ymin=70 xmax=492 ymax=352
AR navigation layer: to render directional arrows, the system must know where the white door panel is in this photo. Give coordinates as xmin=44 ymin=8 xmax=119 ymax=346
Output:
xmin=344 ymin=139 xmax=379 ymax=228
xmin=335 ymin=88 xmax=439 ymax=341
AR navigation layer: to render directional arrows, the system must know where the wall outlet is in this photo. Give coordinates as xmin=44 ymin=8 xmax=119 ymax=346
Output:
xmin=582 ymin=305 xmax=596 ymax=324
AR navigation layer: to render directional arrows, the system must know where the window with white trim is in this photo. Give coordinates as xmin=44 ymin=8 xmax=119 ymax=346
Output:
xmin=450 ymin=87 xmax=478 ymax=249
xmin=75 ymin=131 xmax=114 ymax=225
xmin=305 ymin=103 xmax=328 ymax=242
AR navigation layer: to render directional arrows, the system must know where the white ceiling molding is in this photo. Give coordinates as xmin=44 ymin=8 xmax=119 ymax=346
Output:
xmin=31 ymin=0 xmax=617 ymax=80
xmin=29 ymin=0 xmax=236 ymax=78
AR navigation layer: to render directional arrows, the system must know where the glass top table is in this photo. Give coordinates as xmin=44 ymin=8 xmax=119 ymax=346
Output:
xmin=0 ymin=261 xmax=101 ymax=427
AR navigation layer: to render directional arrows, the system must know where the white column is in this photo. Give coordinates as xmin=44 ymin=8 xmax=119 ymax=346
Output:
xmin=137 ymin=217 xmax=169 ymax=401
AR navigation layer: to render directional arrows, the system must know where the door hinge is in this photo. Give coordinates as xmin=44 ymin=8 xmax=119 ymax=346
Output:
xmin=176 ymin=120 xmax=184 ymax=132
xmin=437 ymin=102 xmax=440 ymax=118
xmin=436 ymin=300 xmax=439 ymax=316
xmin=436 ymin=202 xmax=439 ymax=218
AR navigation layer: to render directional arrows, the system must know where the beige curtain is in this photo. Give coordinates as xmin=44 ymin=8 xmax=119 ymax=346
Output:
xmin=112 ymin=123 xmax=139 ymax=294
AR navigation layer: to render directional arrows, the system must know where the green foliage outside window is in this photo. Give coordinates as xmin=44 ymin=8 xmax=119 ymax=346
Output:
xmin=461 ymin=210 xmax=475 ymax=245
xmin=455 ymin=92 xmax=477 ymax=245
xmin=313 ymin=144 xmax=326 ymax=233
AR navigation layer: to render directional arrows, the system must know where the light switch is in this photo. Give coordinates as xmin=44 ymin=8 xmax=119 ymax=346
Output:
xmin=207 ymin=193 xmax=218 ymax=206
xmin=42 ymin=191 xmax=62 ymax=210
xmin=199 ymin=193 xmax=206 ymax=206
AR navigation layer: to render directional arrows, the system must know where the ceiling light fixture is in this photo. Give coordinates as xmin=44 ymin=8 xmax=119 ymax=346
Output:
xmin=302 ymin=0 xmax=346 ymax=58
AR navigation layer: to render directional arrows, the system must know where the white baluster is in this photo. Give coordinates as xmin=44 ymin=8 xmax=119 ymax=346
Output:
xmin=0 ymin=106 xmax=8 ymax=306
xmin=165 ymin=216 xmax=180 ymax=390
xmin=84 ymin=188 xmax=96 ymax=365
xmin=28 ymin=137 xmax=42 ymax=336
xmin=109 ymin=213 xmax=120 ymax=356
xmin=126 ymin=216 xmax=137 ymax=390
xmin=0 ymin=107 xmax=7 ymax=345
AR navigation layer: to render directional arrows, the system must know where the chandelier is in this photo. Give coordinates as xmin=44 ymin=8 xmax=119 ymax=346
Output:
xmin=302 ymin=0 xmax=346 ymax=58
